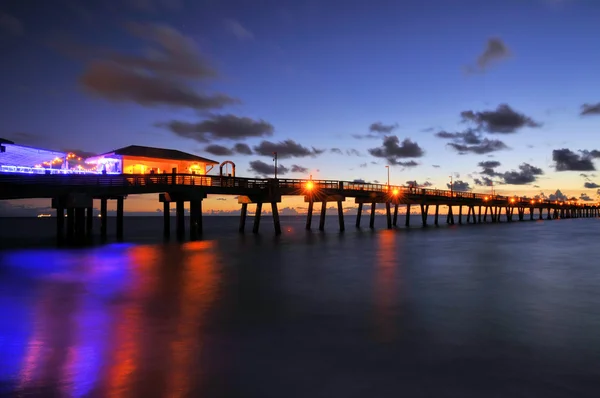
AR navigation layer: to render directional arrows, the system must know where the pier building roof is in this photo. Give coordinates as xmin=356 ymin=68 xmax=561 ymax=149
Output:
xmin=0 ymin=141 xmax=67 ymax=168
xmin=86 ymin=145 xmax=219 ymax=164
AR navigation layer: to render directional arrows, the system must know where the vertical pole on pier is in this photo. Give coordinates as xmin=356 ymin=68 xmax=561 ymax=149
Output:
xmin=355 ymin=203 xmax=362 ymax=228
xmin=447 ymin=206 xmax=454 ymax=225
xmin=176 ymin=200 xmax=184 ymax=240
xmin=370 ymin=203 xmax=376 ymax=229
xmin=101 ymin=198 xmax=108 ymax=240
xmin=163 ymin=201 xmax=170 ymax=239
xmin=189 ymin=201 xmax=198 ymax=241
xmin=239 ymin=203 xmax=248 ymax=233
xmin=386 ymin=202 xmax=392 ymax=229
xmin=56 ymin=207 xmax=64 ymax=245
xmin=466 ymin=206 xmax=471 ymax=223
xmin=66 ymin=207 xmax=74 ymax=243
xmin=405 ymin=204 xmax=411 ymax=227
xmin=116 ymin=197 xmax=124 ymax=241
xmin=478 ymin=206 xmax=482 ymax=223
xmin=253 ymin=203 xmax=262 ymax=234
xmin=458 ymin=206 xmax=463 ymax=225
xmin=272 ymin=202 xmax=282 ymax=235
xmin=420 ymin=204 xmax=428 ymax=227
xmin=86 ymin=207 xmax=93 ymax=237
xmin=393 ymin=204 xmax=399 ymax=226
xmin=306 ymin=201 xmax=314 ymax=230
xmin=434 ymin=204 xmax=439 ymax=226
xmin=337 ymin=201 xmax=345 ymax=232
xmin=319 ymin=201 xmax=327 ymax=231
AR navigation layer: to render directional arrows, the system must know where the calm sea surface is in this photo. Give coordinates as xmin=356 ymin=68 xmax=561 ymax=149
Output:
xmin=1 ymin=216 xmax=600 ymax=397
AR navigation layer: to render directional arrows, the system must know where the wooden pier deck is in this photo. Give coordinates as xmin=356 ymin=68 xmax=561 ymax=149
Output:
xmin=1 ymin=172 xmax=597 ymax=244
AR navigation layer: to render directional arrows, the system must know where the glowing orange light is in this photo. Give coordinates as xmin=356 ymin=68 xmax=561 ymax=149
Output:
xmin=510 ymin=198 xmax=515 ymax=203
xmin=392 ymin=189 xmax=399 ymax=196
xmin=306 ymin=181 xmax=314 ymax=190
xmin=531 ymin=200 xmax=535 ymax=204
xmin=484 ymin=196 xmax=489 ymax=201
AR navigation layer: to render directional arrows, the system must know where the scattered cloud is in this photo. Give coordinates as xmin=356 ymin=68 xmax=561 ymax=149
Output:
xmin=290 ymin=164 xmax=308 ymax=173
xmin=447 ymin=180 xmax=472 ymax=192
xmin=359 ymin=163 xmax=368 ymax=168
xmin=369 ymin=122 xmax=398 ymax=134
xmin=581 ymin=103 xmax=600 ymax=116
xmin=248 ymin=160 xmax=288 ymax=176
xmin=466 ymin=37 xmax=511 ymax=73
xmin=447 ymin=139 xmax=509 ymax=155
xmin=330 ymin=148 xmax=343 ymax=154
xmin=406 ymin=180 xmax=432 ymax=188
xmin=159 ymin=114 xmax=274 ymax=142
xmin=205 ymin=144 xmax=233 ymax=156
xmin=0 ymin=12 xmax=23 ymax=36
xmin=79 ymin=22 xmax=238 ymax=110
xmin=351 ymin=133 xmax=379 ymax=140
xmin=584 ymin=182 xmax=600 ymax=189
xmin=461 ymin=104 xmax=541 ymax=133
xmin=346 ymin=149 xmax=361 ymax=156
xmin=368 ymin=136 xmax=424 ymax=165
xmin=552 ymin=148 xmax=600 ymax=171
xmin=580 ymin=193 xmax=593 ymax=202
xmin=501 ymin=163 xmax=544 ymax=185
xmin=233 ymin=143 xmax=253 ymax=155
xmin=432 ymin=164 xmax=441 ymax=168
xmin=547 ymin=189 xmax=568 ymax=201
xmin=478 ymin=160 xmax=501 ymax=176
xmin=224 ymin=19 xmax=254 ymax=41
xmin=253 ymin=139 xmax=324 ymax=158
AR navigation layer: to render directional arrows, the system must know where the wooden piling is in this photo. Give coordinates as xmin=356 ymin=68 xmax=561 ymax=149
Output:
xmin=272 ymin=202 xmax=281 ymax=235
xmin=370 ymin=203 xmax=376 ymax=229
xmin=101 ymin=198 xmax=108 ymax=240
xmin=116 ymin=197 xmax=124 ymax=241
xmin=434 ymin=204 xmax=439 ymax=226
xmin=176 ymin=200 xmax=184 ymax=240
xmin=239 ymin=203 xmax=247 ymax=233
xmin=386 ymin=202 xmax=392 ymax=229
xmin=393 ymin=204 xmax=399 ymax=226
xmin=420 ymin=204 xmax=428 ymax=227
xmin=56 ymin=207 xmax=64 ymax=245
xmin=338 ymin=201 xmax=345 ymax=231
xmin=319 ymin=201 xmax=327 ymax=231
xmin=356 ymin=202 xmax=363 ymax=228
xmin=253 ymin=203 xmax=262 ymax=234
xmin=306 ymin=201 xmax=314 ymax=230
xmin=405 ymin=204 xmax=411 ymax=227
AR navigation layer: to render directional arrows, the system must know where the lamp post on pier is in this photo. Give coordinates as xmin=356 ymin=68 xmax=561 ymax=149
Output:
xmin=385 ymin=165 xmax=390 ymax=187
xmin=449 ymin=175 xmax=453 ymax=197
xmin=273 ymin=152 xmax=278 ymax=179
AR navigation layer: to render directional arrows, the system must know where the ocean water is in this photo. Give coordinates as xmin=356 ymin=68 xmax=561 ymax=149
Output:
xmin=1 ymin=216 xmax=600 ymax=397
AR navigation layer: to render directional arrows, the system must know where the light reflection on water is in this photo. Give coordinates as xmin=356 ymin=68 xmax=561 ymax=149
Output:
xmin=1 ymin=217 xmax=600 ymax=397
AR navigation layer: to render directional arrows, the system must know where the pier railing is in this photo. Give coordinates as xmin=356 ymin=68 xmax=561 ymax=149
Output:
xmin=0 ymin=172 xmax=589 ymax=206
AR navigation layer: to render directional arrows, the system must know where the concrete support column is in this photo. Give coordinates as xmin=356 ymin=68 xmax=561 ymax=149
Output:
xmin=466 ymin=206 xmax=471 ymax=223
xmin=56 ymin=207 xmax=64 ymax=245
xmin=386 ymin=202 xmax=392 ymax=229
xmin=272 ymin=202 xmax=282 ymax=235
xmin=337 ymin=201 xmax=345 ymax=232
xmin=75 ymin=208 xmax=85 ymax=243
xmin=86 ymin=207 xmax=93 ymax=237
xmin=66 ymin=207 xmax=74 ymax=243
xmin=458 ymin=206 xmax=463 ymax=225
xmin=434 ymin=204 xmax=439 ymax=226
xmin=369 ymin=203 xmax=376 ymax=229
xmin=306 ymin=201 xmax=314 ymax=230
xmin=101 ymin=199 xmax=108 ymax=240
xmin=239 ymin=203 xmax=248 ymax=233
xmin=163 ymin=201 xmax=170 ymax=239
xmin=116 ymin=197 xmax=124 ymax=241
xmin=478 ymin=206 xmax=482 ymax=223
xmin=356 ymin=203 xmax=363 ymax=228
xmin=447 ymin=206 xmax=454 ymax=225
xmin=176 ymin=200 xmax=185 ymax=240
xmin=405 ymin=204 xmax=411 ymax=227
xmin=196 ymin=200 xmax=203 ymax=236
xmin=393 ymin=204 xmax=399 ymax=226
xmin=319 ymin=201 xmax=327 ymax=231
xmin=253 ymin=203 xmax=262 ymax=234
xmin=189 ymin=200 xmax=198 ymax=241
xmin=421 ymin=204 xmax=428 ymax=227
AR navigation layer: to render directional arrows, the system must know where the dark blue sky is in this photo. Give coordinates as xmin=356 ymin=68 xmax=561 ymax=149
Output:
xmin=1 ymin=0 xmax=600 ymax=212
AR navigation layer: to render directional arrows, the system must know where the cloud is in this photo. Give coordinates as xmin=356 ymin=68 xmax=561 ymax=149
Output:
xmin=205 ymin=144 xmax=233 ymax=156
xmin=79 ymin=23 xmax=238 ymax=110
xmin=233 ymin=143 xmax=253 ymax=155
xmin=432 ymin=164 xmax=441 ymax=168
xmin=291 ymin=165 xmax=308 ymax=173
xmin=447 ymin=139 xmax=508 ymax=155
xmin=406 ymin=180 xmax=432 ymax=188
xmin=353 ymin=179 xmax=366 ymax=183
xmin=224 ymin=19 xmax=254 ymax=41
xmin=467 ymin=37 xmax=511 ymax=73
xmin=584 ymin=182 xmax=600 ymax=189
xmin=552 ymin=148 xmax=600 ymax=171
xmin=581 ymin=103 xmax=600 ymax=116
xmin=351 ymin=134 xmax=380 ymax=140
xmin=368 ymin=136 xmax=424 ymax=165
xmin=330 ymin=148 xmax=343 ymax=154
xmin=447 ymin=180 xmax=472 ymax=192
xmin=248 ymin=160 xmax=288 ymax=176
xmin=369 ymin=122 xmax=398 ymax=134
xmin=500 ymin=163 xmax=544 ymax=185
xmin=0 ymin=12 xmax=23 ymax=36
xmin=359 ymin=162 xmax=368 ymax=168
xmin=159 ymin=114 xmax=274 ymax=142
xmin=396 ymin=160 xmax=419 ymax=168
xmin=346 ymin=149 xmax=361 ymax=156
xmin=474 ymin=176 xmax=494 ymax=186
xmin=547 ymin=189 xmax=568 ymax=201
xmin=478 ymin=160 xmax=501 ymax=174
xmin=580 ymin=193 xmax=593 ymax=202
xmin=436 ymin=129 xmax=482 ymax=144
xmin=253 ymin=140 xmax=324 ymax=158
xmin=461 ymin=104 xmax=541 ymax=133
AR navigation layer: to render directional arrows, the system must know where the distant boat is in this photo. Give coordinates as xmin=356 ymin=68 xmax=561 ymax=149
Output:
xmin=37 ymin=214 xmax=51 ymax=218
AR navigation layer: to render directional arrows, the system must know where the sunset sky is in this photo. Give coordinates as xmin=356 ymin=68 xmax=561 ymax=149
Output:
xmin=1 ymin=0 xmax=599 ymax=215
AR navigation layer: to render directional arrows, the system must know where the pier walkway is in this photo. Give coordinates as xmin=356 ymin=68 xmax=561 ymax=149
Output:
xmin=0 ymin=172 xmax=597 ymax=244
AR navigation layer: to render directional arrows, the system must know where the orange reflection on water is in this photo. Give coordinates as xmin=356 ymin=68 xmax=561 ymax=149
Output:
xmin=105 ymin=245 xmax=161 ymax=398
xmin=165 ymin=240 xmax=219 ymax=397
xmin=374 ymin=231 xmax=400 ymax=342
